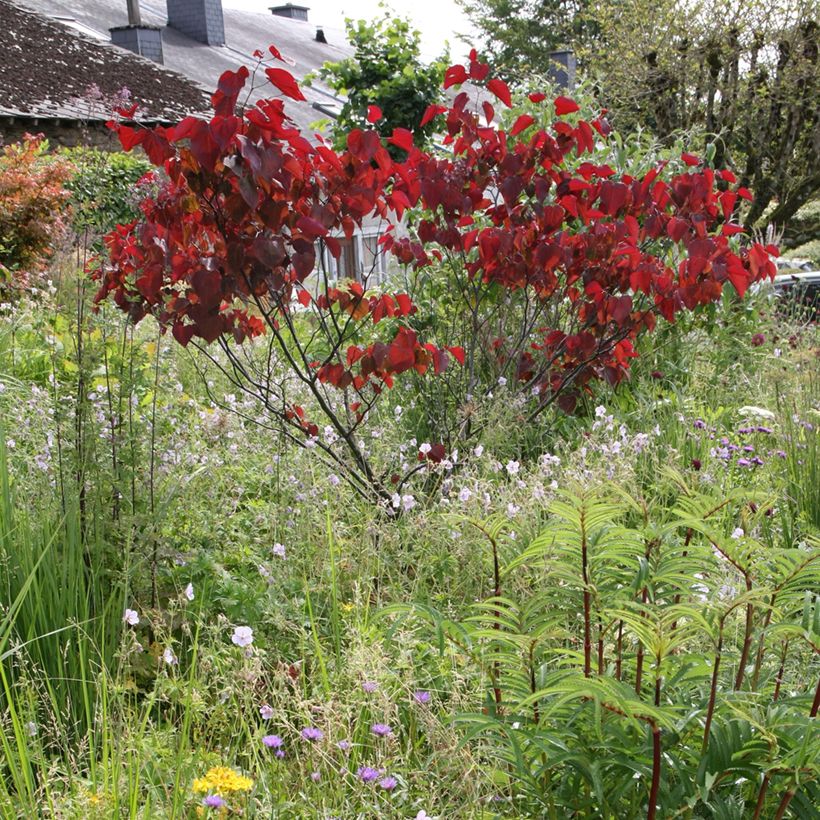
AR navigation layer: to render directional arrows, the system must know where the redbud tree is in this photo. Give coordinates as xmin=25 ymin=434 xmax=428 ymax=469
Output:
xmin=96 ymin=48 xmax=777 ymax=504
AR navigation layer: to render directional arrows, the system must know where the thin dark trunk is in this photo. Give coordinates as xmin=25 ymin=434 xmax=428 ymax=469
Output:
xmin=702 ymin=625 xmax=724 ymax=755
xmin=773 ymin=640 xmax=789 ymax=702
xmin=615 ymin=620 xmax=623 ymax=681
xmin=647 ymin=725 xmax=661 ymax=820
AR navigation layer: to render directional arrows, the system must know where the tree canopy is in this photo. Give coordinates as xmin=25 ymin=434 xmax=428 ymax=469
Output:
xmin=316 ymin=12 xmax=448 ymax=153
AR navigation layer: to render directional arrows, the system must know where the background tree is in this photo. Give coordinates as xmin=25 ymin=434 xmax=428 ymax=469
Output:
xmin=456 ymin=0 xmax=595 ymax=83
xmin=317 ymin=12 xmax=448 ymax=153
xmin=457 ymin=0 xmax=819 ymax=236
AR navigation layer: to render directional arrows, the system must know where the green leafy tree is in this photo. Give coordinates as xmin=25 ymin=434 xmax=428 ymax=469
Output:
xmin=456 ymin=0 xmax=595 ymax=82
xmin=317 ymin=11 xmax=448 ymax=152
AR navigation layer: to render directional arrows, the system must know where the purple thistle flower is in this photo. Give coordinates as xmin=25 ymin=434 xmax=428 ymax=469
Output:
xmin=275 ymin=749 xmax=285 ymax=759
xmin=203 ymin=794 xmax=226 ymax=808
xmin=413 ymin=690 xmax=431 ymax=704
xmin=379 ymin=776 xmax=398 ymax=791
xmin=371 ymin=723 xmax=392 ymax=737
xmin=262 ymin=734 xmax=283 ymax=748
xmin=737 ymin=458 xmax=751 ymax=467
xmin=311 ymin=771 xmax=321 ymax=782
xmin=361 ymin=681 xmax=378 ymax=694
xmin=694 ymin=419 xmax=706 ymax=429
xmin=337 ymin=739 xmax=352 ymax=752
xmin=357 ymin=766 xmax=380 ymax=783
xmin=301 ymin=726 xmax=323 ymax=742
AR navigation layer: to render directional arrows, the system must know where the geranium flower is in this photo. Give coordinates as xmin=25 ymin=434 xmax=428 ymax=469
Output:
xmin=231 ymin=626 xmax=254 ymax=647
xmin=123 ymin=608 xmax=139 ymax=626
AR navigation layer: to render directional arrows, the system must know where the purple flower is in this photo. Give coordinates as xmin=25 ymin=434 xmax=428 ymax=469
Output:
xmin=413 ymin=690 xmax=431 ymax=704
xmin=262 ymin=734 xmax=283 ymax=748
xmin=361 ymin=681 xmax=378 ymax=694
xmin=275 ymin=749 xmax=285 ymax=759
xmin=371 ymin=723 xmax=392 ymax=737
xmin=203 ymin=794 xmax=226 ymax=808
xmin=311 ymin=771 xmax=321 ymax=782
xmin=379 ymin=776 xmax=398 ymax=791
xmin=301 ymin=726 xmax=323 ymax=742
xmin=357 ymin=766 xmax=380 ymax=783
xmin=337 ymin=739 xmax=352 ymax=752
xmin=694 ymin=419 xmax=706 ymax=429
xmin=737 ymin=458 xmax=751 ymax=467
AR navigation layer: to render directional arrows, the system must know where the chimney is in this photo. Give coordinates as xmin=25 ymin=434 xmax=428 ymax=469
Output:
xmin=547 ymin=49 xmax=577 ymax=92
xmin=166 ymin=0 xmax=225 ymax=46
xmin=110 ymin=0 xmax=164 ymax=63
xmin=315 ymin=26 xmax=326 ymax=43
xmin=270 ymin=4 xmax=309 ymax=21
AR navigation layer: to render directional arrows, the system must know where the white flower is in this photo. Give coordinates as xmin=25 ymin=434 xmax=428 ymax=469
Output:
xmin=731 ymin=527 xmax=744 ymax=540
xmin=394 ymin=405 xmax=403 ymax=417
xmin=123 ymin=608 xmax=139 ymax=626
xmin=459 ymin=487 xmax=472 ymax=502
xmin=774 ymin=348 xmax=781 ymax=358
xmin=184 ymin=583 xmax=194 ymax=601
xmin=473 ymin=444 xmax=484 ymax=458
xmin=232 ymin=626 xmax=254 ymax=647
xmin=163 ymin=647 xmax=177 ymax=665
xmin=595 ymin=405 xmax=607 ymax=418
xmin=419 ymin=442 xmax=432 ymax=455
xmin=738 ymin=406 xmax=775 ymax=420
xmin=506 ymin=460 xmax=520 ymax=476
xmin=273 ymin=543 xmax=286 ymax=559
xmin=391 ymin=492 xmax=401 ymax=509
xmin=260 ymin=704 xmax=274 ymax=720
xmin=506 ymin=502 xmax=520 ymax=517
xmin=402 ymin=494 xmax=416 ymax=512
xmin=497 ymin=376 xmax=507 ymax=386
xmin=25 ymin=721 xmax=37 ymax=737
xmin=328 ymin=473 xmax=340 ymax=486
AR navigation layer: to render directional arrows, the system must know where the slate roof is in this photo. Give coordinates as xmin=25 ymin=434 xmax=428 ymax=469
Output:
xmin=0 ymin=0 xmax=210 ymax=123
xmin=11 ymin=0 xmax=352 ymax=134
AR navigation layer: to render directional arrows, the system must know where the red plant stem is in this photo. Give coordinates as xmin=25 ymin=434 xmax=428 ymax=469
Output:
xmin=734 ymin=577 xmax=755 ymax=690
xmin=811 ymin=673 xmax=820 ymax=718
xmin=598 ymin=617 xmax=605 ymax=675
xmin=773 ymin=640 xmax=789 ymax=702
xmin=751 ymin=775 xmax=770 ymax=820
xmin=702 ymin=624 xmax=724 ymax=755
xmin=635 ymin=587 xmax=648 ymax=695
xmin=773 ymin=789 xmax=795 ymax=820
xmin=529 ymin=640 xmax=540 ymax=725
xmin=647 ymin=724 xmax=661 ymax=820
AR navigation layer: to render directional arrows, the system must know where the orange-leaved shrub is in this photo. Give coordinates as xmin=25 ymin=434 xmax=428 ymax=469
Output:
xmin=0 ymin=134 xmax=74 ymax=289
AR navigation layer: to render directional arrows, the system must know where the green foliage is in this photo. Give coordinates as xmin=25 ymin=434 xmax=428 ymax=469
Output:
xmin=457 ymin=0 xmax=595 ymax=82
xmin=387 ymin=485 xmax=820 ymax=816
xmin=317 ymin=11 xmax=448 ymax=152
xmin=62 ymin=148 xmax=152 ymax=240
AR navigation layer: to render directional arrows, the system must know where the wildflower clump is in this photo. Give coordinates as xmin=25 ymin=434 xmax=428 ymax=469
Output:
xmin=192 ymin=766 xmax=253 ymax=796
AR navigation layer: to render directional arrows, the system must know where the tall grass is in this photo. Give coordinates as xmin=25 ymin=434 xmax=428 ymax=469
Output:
xmin=0 ymin=439 xmax=124 ymax=813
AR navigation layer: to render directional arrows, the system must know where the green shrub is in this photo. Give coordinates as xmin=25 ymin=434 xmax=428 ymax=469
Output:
xmin=62 ymin=147 xmax=152 ymax=240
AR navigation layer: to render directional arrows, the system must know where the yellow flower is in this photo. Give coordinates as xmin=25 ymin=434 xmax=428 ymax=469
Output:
xmin=192 ymin=766 xmax=253 ymax=796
